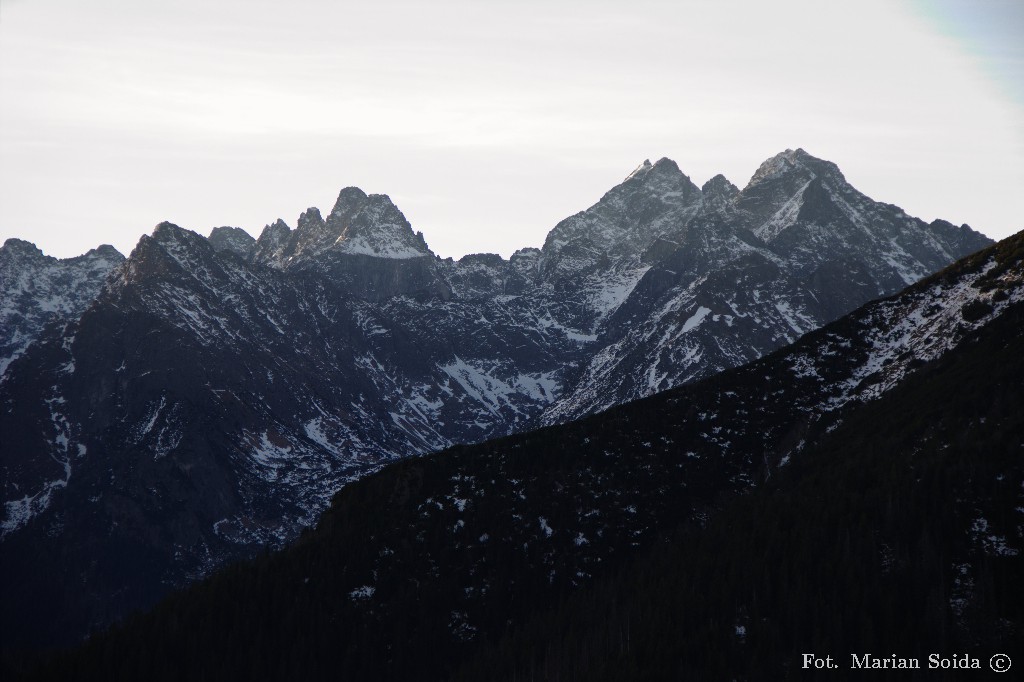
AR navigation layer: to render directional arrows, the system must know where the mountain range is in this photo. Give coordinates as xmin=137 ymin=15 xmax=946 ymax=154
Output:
xmin=0 ymin=149 xmax=993 ymax=655
xmin=19 ymin=219 xmax=1023 ymax=682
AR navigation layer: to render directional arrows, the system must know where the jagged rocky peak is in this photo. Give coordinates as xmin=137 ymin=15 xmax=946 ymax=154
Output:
xmin=702 ymin=174 xmax=739 ymax=197
xmin=324 ymin=188 xmax=433 ymax=260
xmin=737 ymin=148 xmax=848 ymax=229
xmin=253 ymin=207 xmax=325 ymax=266
xmin=1 ymin=238 xmax=46 ymax=261
xmin=541 ymin=156 xmax=703 ymax=267
xmin=298 ymin=206 xmax=325 ymax=231
xmin=83 ymin=244 xmax=124 ymax=262
xmin=58 ymin=245 xmax=126 ymax=280
xmin=746 ymin=148 xmax=845 ymax=188
xmin=1 ymin=238 xmax=125 ymax=376
xmin=250 ymin=219 xmax=292 ymax=264
xmin=618 ymin=156 xmax=701 ymax=204
xmin=448 ymin=252 xmax=511 ymax=299
xmin=123 ymin=222 xmax=211 ymax=282
xmin=152 ymin=220 xmax=193 ymax=241
xmin=284 ymin=206 xmax=328 ymax=257
xmin=259 ymin=188 xmax=433 ymax=266
xmin=329 ymin=186 xmax=370 ymax=219
xmin=261 ymin=218 xmax=292 ymax=242
xmin=208 ymin=226 xmax=256 ymax=258
xmin=1 ymin=238 xmax=124 ymax=272
xmin=699 ymin=174 xmax=740 ymax=212
xmin=929 ymin=217 xmax=982 ymax=239
xmin=150 ymin=221 xmax=213 ymax=256
xmin=928 ymin=219 xmax=992 ymax=255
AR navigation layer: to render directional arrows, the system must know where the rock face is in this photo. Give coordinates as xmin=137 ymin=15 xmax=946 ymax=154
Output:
xmin=0 ymin=150 xmax=992 ymax=650
xmin=0 ymin=239 xmax=124 ymax=376
xmin=250 ymin=189 xmax=447 ymax=302
xmin=539 ymin=148 xmax=991 ymax=423
xmin=207 ymin=226 xmax=256 ymax=257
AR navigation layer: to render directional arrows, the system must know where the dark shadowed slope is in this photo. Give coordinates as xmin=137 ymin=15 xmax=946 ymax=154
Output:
xmin=19 ymin=232 xmax=1022 ymax=682
xmin=456 ymin=261 xmax=1024 ymax=681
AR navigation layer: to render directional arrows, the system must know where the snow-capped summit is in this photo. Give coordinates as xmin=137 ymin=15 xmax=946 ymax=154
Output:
xmin=240 ymin=188 xmax=444 ymax=299
xmin=746 ymin=147 xmax=844 ymax=187
xmin=255 ymin=189 xmax=433 ymax=269
xmin=324 ymin=190 xmax=432 ymax=260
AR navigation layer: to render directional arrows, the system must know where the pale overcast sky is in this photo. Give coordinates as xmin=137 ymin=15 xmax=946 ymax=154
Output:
xmin=1 ymin=0 xmax=1021 ymax=260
